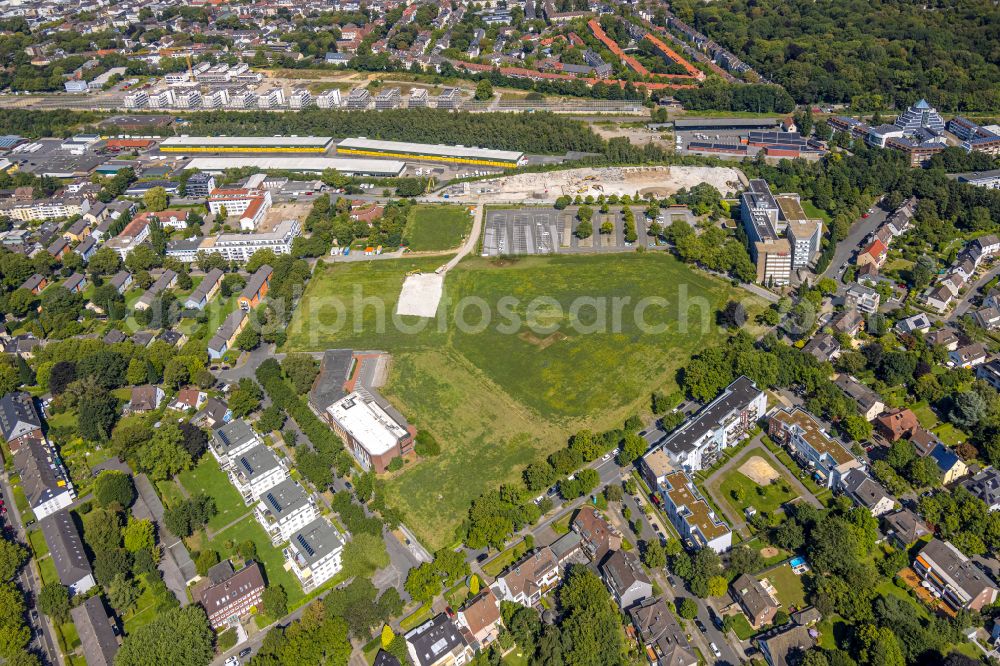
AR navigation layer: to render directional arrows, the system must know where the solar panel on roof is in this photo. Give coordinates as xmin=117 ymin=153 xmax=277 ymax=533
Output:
xmin=296 ymin=534 xmax=315 ymax=556
xmin=240 ymin=458 xmax=254 ymax=474
xmin=266 ymin=493 xmax=281 ymax=511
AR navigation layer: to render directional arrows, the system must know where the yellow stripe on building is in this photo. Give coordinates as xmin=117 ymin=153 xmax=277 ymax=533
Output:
xmin=337 ymin=147 xmax=517 ymax=168
xmin=159 ymin=146 xmax=328 ymax=153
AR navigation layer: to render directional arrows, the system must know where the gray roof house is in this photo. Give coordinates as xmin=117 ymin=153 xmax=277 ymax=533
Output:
xmin=405 ymin=613 xmax=472 ymax=666
xmin=0 ymin=391 xmax=43 ymax=444
xmin=627 ymin=597 xmax=697 ymax=666
xmin=210 ymin=419 xmax=261 ymax=467
xmin=70 ymin=596 xmax=120 ymax=666
xmin=840 ymin=469 xmax=895 ymax=517
xmin=40 ymin=509 xmax=96 ymax=595
xmin=600 ymin=549 xmax=652 ymax=610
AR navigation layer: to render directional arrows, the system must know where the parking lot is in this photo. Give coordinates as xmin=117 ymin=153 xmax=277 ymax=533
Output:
xmin=482 ymin=207 xmax=657 ymax=256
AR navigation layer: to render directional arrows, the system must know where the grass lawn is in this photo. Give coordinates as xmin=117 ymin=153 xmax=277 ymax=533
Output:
xmin=176 ymin=457 xmax=249 ymax=532
xmin=482 ymin=541 xmax=529 ymax=579
xmin=760 ymin=564 xmax=807 ymax=611
xmin=801 ymin=200 xmax=831 ymax=226
xmin=550 ymin=510 xmax=574 ymax=535
xmin=716 ymin=452 xmax=800 ymax=516
xmin=910 ymin=401 xmax=938 ymax=429
xmin=404 ymin=205 xmax=474 ymax=251
xmin=726 ymin=612 xmax=756 ymax=640
xmin=399 ymin=604 xmax=434 ymax=631
xmin=155 ymin=479 xmax=186 ymax=510
xmin=284 ymin=253 xmax=765 ymax=549
xmin=123 ymin=574 xmax=165 ymax=634
xmin=444 ymin=582 xmax=470 ymax=609
xmin=28 ymin=529 xmax=48 ymax=558
xmin=202 ymin=515 xmax=330 ymax=610
xmin=933 ymin=423 xmax=968 ymax=446
xmin=37 ymin=557 xmax=58 ymax=585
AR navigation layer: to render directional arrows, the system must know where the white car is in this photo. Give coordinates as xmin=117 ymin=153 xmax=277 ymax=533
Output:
xmin=710 ymin=642 xmax=721 ymax=658
xmin=601 ymin=453 xmax=612 ymax=462
xmin=225 ymin=657 xmax=240 ymax=666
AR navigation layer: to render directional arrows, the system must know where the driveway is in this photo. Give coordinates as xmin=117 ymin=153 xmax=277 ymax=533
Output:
xmin=700 ymin=435 xmax=822 ymax=538
xmin=822 ymin=205 xmax=888 ymax=282
xmin=947 ymin=263 xmax=1000 ymax=321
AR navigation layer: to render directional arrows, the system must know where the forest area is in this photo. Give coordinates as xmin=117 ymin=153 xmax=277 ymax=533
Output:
xmin=672 ymin=0 xmax=1000 ymax=112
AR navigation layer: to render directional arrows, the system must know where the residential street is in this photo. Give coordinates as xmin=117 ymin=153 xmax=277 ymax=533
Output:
xmin=0 ymin=472 xmax=60 ymax=666
xmin=822 ymin=204 xmax=888 ymax=283
xmin=947 ymin=263 xmax=1000 ymax=321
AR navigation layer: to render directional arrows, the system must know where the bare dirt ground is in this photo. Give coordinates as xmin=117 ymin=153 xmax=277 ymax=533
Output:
xmin=738 ymin=456 xmax=781 ymax=485
xmin=260 ymin=202 xmax=311 ymax=232
xmin=447 ymin=165 xmax=747 ymax=204
xmin=591 ymin=124 xmax=673 ymax=150
xmin=395 ymin=273 xmax=444 ymax=318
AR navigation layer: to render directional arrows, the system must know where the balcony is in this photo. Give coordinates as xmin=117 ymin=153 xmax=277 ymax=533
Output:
xmin=254 ymin=504 xmax=283 ymax=545
xmin=282 ymin=547 xmax=315 ymax=592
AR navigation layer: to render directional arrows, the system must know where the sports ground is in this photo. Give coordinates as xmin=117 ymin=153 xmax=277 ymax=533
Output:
xmin=284 ymin=253 xmax=767 ymax=549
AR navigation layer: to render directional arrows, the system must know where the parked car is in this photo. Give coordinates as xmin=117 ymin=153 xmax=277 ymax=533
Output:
xmin=710 ymin=642 xmax=721 ymax=658
xmin=695 ymin=619 xmax=707 ymax=633
xmin=239 ymin=648 xmax=252 ymax=658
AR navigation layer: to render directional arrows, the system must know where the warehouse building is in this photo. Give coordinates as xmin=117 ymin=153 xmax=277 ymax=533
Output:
xmin=185 ymin=157 xmax=405 ymax=177
xmin=160 ymin=136 xmax=334 ymax=153
xmin=337 ymin=137 xmax=525 ymax=168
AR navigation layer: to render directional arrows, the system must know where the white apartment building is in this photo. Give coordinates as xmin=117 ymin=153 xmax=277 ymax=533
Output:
xmin=257 ymin=88 xmax=285 ymax=109
xmin=208 ymin=188 xmax=272 ymax=225
xmin=203 ymin=89 xmax=230 ymax=109
xmin=289 ymin=89 xmax=312 ymax=109
xmin=149 ymin=89 xmax=175 ymax=107
xmin=227 ymin=445 xmax=289 ymax=505
xmin=166 ymin=218 xmax=301 ymax=263
xmin=164 ymin=72 xmax=191 ymax=85
xmin=254 ymin=478 xmax=320 ymax=545
xmin=210 ymin=419 xmax=263 ymax=468
xmin=315 ymin=89 xmax=342 ymax=108
xmin=123 ymin=90 xmax=149 ymax=109
xmin=174 ymin=89 xmax=202 ymax=109
xmin=0 ymin=197 xmax=90 ymax=222
xmin=653 ymin=376 xmax=766 ymax=472
xmin=283 ymin=518 xmax=346 ymax=592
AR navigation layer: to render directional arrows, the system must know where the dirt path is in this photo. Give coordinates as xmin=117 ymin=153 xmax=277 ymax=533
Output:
xmin=701 ymin=436 xmax=823 ymax=538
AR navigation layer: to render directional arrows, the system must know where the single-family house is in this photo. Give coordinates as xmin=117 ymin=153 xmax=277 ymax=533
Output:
xmin=492 ymin=548 xmax=560 ymax=607
xmin=840 ymin=469 xmax=895 ymax=516
xmin=731 ymin=573 xmax=779 ymax=629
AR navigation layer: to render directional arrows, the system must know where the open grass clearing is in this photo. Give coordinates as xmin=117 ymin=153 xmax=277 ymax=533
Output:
xmin=716 ymin=453 xmax=800 ymax=516
xmin=404 ymin=204 xmax=474 ymax=252
xmin=760 ymin=563 xmax=807 ymax=611
xmin=284 ymin=253 xmax=766 ymax=550
xmin=176 ymin=457 xmax=249 ymax=532
xmin=203 ymin=514 xmax=308 ymax=609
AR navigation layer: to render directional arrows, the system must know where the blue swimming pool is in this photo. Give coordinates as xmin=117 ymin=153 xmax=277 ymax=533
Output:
xmin=789 ymin=556 xmax=806 ymax=567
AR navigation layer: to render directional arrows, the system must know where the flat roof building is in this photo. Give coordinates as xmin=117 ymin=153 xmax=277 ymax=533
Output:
xmin=769 ymin=408 xmax=861 ymax=489
xmin=659 ymin=469 xmax=732 ymax=552
xmin=283 ymin=518 xmax=346 ymax=592
xmin=337 ymin=137 xmax=524 ymax=167
xmin=652 ymin=376 xmax=766 ymax=472
xmin=160 ymin=136 xmax=333 ymax=153
xmin=325 ymin=391 xmax=414 ymax=473
xmin=185 ymin=157 xmax=404 ymax=177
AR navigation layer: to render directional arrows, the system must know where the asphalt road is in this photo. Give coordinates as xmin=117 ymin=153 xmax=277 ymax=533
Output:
xmin=822 ymin=204 xmax=888 ymax=283
xmin=947 ymin=263 xmax=1000 ymax=321
xmin=0 ymin=473 xmax=60 ymax=666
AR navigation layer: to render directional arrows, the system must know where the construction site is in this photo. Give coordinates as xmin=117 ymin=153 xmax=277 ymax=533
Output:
xmin=439 ymin=165 xmax=747 ymax=203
